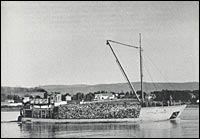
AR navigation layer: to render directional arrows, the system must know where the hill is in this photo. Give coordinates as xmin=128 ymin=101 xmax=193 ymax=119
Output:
xmin=1 ymin=82 xmax=199 ymax=97
xmin=40 ymin=82 xmax=199 ymax=95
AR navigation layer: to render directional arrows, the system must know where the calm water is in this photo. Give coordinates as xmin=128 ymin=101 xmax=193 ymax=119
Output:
xmin=1 ymin=107 xmax=199 ymax=138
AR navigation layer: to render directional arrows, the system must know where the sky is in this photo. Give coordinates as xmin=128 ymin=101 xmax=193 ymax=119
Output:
xmin=1 ymin=1 xmax=199 ymax=87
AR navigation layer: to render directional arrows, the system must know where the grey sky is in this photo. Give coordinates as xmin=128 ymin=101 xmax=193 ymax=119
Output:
xmin=1 ymin=1 xmax=199 ymax=87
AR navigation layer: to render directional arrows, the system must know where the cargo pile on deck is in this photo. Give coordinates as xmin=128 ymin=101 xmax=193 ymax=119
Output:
xmin=53 ymin=101 xmax=141 ymax=119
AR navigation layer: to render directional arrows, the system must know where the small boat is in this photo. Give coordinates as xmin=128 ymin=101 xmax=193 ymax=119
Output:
xmin=19 ymin=34 xmax=186 ymax=123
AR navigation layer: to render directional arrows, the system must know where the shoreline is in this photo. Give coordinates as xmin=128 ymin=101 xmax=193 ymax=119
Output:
xmin=186 ymin=104 xmax=199 ymax=108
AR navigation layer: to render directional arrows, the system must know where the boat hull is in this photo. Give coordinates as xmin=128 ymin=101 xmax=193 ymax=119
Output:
xmin=20 ymin=104 xmax=186 ymax=123
xmin=139 ymin=104 xmax=186 ymax=121
xmin=21 ymin=117 xmax=140 ymax=123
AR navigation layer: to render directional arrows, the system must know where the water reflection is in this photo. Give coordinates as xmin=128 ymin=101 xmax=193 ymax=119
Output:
xmin=18 ymin=121 xmax=185 ymax=138
xmin=17 ymin=117 xmax=198 ymax=138
xmin=19 ymin=122 xmax=141 ymax=138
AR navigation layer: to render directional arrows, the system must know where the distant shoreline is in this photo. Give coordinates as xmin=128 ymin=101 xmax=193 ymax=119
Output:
xmin=186 ymin=104 xmax=199 ymax=108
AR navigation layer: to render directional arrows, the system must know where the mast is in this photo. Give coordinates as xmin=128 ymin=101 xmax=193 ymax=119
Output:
xmin=139 ymin=33 xmax=144 ymax=103
xmin=106 ymin=40 xmax=141 ymax=103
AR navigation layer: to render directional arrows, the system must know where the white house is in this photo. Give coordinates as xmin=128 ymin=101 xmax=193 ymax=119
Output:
xmin=65 ymin=95 xmax=71 ymax=101
xmin=8 ymin=99 xmax=14 ymax=103
xmin=23 ymin=97 xmax=30 ymax=103
xmin=55 ymin=93 xmax=62 ymax=102
xmin=8 ymin=103 xmax=22 ymax=106
xmin=49 ymin=92 xmax=62 ymax=103
xmin=94 ymin=93 xmax=115 ymax=100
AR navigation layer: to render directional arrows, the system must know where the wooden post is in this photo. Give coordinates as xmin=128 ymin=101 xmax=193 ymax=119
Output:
xmin=37 ymin=110 xmax=38 ymax=118
xmin=40 ymin=110 xmax=42 ymax=118
xmin=23 ymin=110 xmax=25 ymax=117
xmin=32 ymin=108 xmax=34 ymax=118
xmin=42 ymin=110 xmax=44 ymax=118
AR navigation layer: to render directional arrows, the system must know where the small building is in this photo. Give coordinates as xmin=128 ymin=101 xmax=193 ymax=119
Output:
xmin=65 ymin=95 xmax=71 ymax=101
xmin=94 ymin=93 xmax=115 ymax=100
xmin=55 ymin=93 xmax=62 ymax=102
xmin=23 ymin=97 xmax=30 ymax=103
xmin=8 ymin=102 xmax=22 ymax=106
xmin=34 ymin=98 xmax=48 ymax=104
xmin=44 ymin=92 xmax=62 ymax=103
xmin=8 ymin=99 xmax=14 ymax=103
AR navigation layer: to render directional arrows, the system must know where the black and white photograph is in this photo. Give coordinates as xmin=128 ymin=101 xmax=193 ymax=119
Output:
xmin=1 ymin=1 xmax=199 ymax=138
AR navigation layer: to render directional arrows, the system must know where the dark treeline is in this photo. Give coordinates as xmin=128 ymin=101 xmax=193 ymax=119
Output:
xmin=1 ymin=87 xmax=47 ymax=102
xmin=151 ymin=90 xmax=199 ymax=103
xmin=1 ymin=87 xmax=47 ymax=94
xmin=1 ymin=88 xmax=199 ymax=104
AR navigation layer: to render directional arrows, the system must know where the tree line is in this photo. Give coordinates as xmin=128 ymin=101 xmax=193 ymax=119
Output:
xmin=1 ymin=89 xmax=199 ymax=104
xmin=151 ymin=89 xmax=199 ymax=103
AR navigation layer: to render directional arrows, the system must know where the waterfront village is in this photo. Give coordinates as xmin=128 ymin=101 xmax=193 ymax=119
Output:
xmin=22 ymin=91 xmax=120 ymax=107
xmin=2 ymin=90 xmax=199 ymax=119
xmin=3 ymin=89 xmax=199 ymax=108
xmin=3 ymin=91 xmax=136 ymax=108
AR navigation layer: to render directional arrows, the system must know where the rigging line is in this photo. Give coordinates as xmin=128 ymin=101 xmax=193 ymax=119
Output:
xmin=144 ymin=54 xmax=175 ymax=90
xmin=144 ymin=58 xmax=158 ymax=92
xmin=108 ymin=40 xmax=139 ymax=49
xmin=143 ymin=56 xmax=158 ymax=92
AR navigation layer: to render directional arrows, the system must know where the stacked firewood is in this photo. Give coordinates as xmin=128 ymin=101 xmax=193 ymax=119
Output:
xmin=53 ymin=102 xmax=141 ymax=119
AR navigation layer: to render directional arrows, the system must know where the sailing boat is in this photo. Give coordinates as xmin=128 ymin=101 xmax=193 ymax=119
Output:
xmin=19 ymin=34 xmax=186 ymax=123
xmin=106 ymin=33 xmax=186 ymax=121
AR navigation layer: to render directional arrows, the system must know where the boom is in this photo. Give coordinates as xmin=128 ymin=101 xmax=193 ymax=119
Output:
xmin=106 ymin=40 xmax=141 ymax=103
